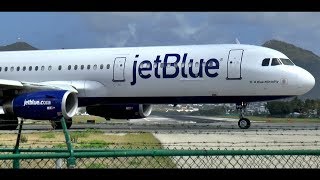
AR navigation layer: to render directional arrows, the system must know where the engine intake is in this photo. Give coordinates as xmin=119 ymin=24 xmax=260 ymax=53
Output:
xmin=3 ymin=90 xmax=78 ymax=120
xmin=86 ymin=104 xmax=152 ymax=119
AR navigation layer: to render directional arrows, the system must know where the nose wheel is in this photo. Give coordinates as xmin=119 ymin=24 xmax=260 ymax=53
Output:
xmin=238 ymin=118 xmax=250 ymax=129
xmin=236 ymin=102 xmax=251 ymax=129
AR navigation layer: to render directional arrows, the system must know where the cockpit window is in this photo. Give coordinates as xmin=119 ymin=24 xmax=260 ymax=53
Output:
xmin=271 ymin=58 xmax=281 ymax=66
xmin=280 ymin=58 xmax=295 ymax=66
xmin=262 ymin=58 xmax=270 ymax=66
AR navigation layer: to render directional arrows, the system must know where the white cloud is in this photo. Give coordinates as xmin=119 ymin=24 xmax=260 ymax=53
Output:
xmin=80 ymin=12 xmax=320 ymax=54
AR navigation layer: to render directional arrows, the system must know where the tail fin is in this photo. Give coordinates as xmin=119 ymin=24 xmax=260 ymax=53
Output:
xmin=235 ymin=38 xmax=240 ymax=44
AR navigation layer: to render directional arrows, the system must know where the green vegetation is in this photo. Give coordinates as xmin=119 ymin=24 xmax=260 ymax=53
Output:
xmin=40 ymin=132 xmax=55 ymax=139
xmin=0 ymin=42 xmax=37 ymax=51
xmin=266 ymin=97 xmax=320 ymax=118
xmin=53 ymin=143 xmax=67 ymax=148
xmin=70 ymin=130 xmax=104 ymax=143
xmin=86 ymin=163 xmax=108 ymax=169
xmin=20 ymin=135 xmax=28 ymax=143
xmin=77 ymin=140 xmax=110 ymax=148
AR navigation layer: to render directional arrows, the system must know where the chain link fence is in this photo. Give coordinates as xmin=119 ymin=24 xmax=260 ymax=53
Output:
xmin=1 ymin=148 xmax=320 ymax=169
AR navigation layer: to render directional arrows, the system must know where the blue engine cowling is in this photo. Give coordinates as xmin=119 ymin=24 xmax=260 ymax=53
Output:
xmin=3 ymin=90 xmax=78 ymax=120
xmin=86 ymin=104 xmax=152 ymax=119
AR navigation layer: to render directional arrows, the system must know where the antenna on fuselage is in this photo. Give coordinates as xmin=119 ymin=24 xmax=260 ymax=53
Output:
xmin=235 ymin=38 xmax=240 ymax=44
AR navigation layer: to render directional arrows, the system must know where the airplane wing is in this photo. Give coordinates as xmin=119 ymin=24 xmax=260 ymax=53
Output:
xmin=0 ymin=79 xmax=78 ymax=94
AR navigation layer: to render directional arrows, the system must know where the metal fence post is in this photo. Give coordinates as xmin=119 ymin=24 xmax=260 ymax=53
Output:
xmin=13 ymin=119 xmax=24 ymax=169
xmin=60 ymin=117 xmax=76 ymax=168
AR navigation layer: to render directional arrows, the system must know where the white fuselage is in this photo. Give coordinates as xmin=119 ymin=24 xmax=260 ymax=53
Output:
xmin=0 ymin=44 xmax=315 ymax=106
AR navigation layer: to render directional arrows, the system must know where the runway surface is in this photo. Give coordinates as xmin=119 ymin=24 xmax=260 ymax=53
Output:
xmin=5 ymin=115 xmax=320 ymax=132
xmin=1 ymin=115 xmax=320 ymax=150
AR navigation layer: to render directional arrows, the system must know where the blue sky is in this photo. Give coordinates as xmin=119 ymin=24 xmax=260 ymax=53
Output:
xmin=1 ymin=12 xmax=320 ymax=55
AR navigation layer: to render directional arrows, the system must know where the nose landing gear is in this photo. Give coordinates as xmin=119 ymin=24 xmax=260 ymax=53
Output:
xmin=236 ymin=102 xmax=251 ymax=129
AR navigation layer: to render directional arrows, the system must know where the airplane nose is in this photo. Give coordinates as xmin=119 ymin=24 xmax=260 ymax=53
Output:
xmin=301 ymin=69 xmax=315 ymax=93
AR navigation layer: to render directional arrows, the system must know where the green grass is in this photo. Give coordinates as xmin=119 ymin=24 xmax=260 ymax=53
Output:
xmin=40 ymin=132 xmax=56 ymax=139
xmin=53 ymin=143 xmax=67 ymax=148
xmin=77 ymin=140 xmax=110 ymax=148
xmin=69 ymin=130 xmax=104 ymax=143
xmin=86 ymin=163 xmax=108 ymax=169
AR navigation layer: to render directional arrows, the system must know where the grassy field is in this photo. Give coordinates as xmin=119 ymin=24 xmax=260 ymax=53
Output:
xmin=0 ymin=130 xmax=162 ymax=149
xmin=220 ymin=115 xmax=320 ymax=123
xmin=0 ymin=131 xmax=177 ymax=168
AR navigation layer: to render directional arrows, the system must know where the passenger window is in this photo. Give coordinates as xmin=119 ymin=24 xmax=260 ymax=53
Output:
xmin=29 ymin=66 xmax=32 ymax=71
xmin=87 ymin=65 xmax=91 ymax=70
xmin=35 ymin=66 xmax=38 ymax=71
xmin=10 ymin=67 xmax=14 ymax=72
xmin=17 ymin=67 xmax=20 ymax=71
xmin=48 ymin=66 xmax=52 ymax=71
xmin=23 ymin=66 xmax=26 ymax=71
xmin=68 ymin=65 xmax=71 ymax=70
xmin=81 ymin=65 xmax=84 ymax=70
xmin=5 ymin=67 xmax=8 ymax=71
xmin=0 ymin=67 xmax=2 ymax=72
xmin=100 ymin=64 xmax=103 ymax=69
xmin=58 ymin=65 xmax=62 ymax=70
xmin=262 ymin=58 xmax=270 ymax=66
xmin=107 ymin=64 xmax=110 ymax=69
xmin=41 ymin=66 xmax=45 ymax=71
xmin=74 ymin=65 xmax=78 ymax=70
xmin=271 ymin=58 xmax=281 ymax=66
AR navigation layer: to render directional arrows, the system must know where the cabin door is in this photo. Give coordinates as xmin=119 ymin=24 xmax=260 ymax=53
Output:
xmin=227 ymin=49 xmax=243 ymax=80
xmin=113 ymin=57 xmax=126 ymax=82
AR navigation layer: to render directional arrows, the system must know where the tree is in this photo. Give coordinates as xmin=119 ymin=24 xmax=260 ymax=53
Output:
xmin=266 ymin=101 xmax=292 ymax=117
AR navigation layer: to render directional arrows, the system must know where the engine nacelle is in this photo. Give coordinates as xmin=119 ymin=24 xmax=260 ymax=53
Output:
xmin=3 ymin=90 xmax=78 ymax=120
xmin=86 ymin=104 xmax=152 ymax=119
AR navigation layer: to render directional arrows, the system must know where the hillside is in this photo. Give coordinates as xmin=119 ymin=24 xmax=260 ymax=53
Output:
xmin=0 ymin=42 xmax=38 ymax=51
xmin=262 ymin=40 xmax=320 ymax=99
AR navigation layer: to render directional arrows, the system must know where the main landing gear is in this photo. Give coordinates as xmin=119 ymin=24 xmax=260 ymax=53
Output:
xmin=236 ymin=102 xmax=251 ymax=129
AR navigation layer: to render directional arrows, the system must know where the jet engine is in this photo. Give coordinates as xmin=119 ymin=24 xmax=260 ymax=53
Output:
xmin=86 ymin=104 xmax=152 ymax=119
xmin=3 ymin=90 xmax=78 ymax=120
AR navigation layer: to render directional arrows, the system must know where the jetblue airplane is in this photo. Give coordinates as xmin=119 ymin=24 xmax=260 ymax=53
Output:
xmin=0 ymin=44 xmax=315 ymax=130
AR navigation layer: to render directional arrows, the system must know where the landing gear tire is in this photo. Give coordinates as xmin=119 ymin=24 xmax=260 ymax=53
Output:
xmin=236 ymin=102 xmax=251 ymax=129
xmin=238 ymin=118 xmax=251 ymax=129
xmin=0 ymin=115 xmax=18 ymax=130
xmin=50 ymin=117 xmax=72 ymax=130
